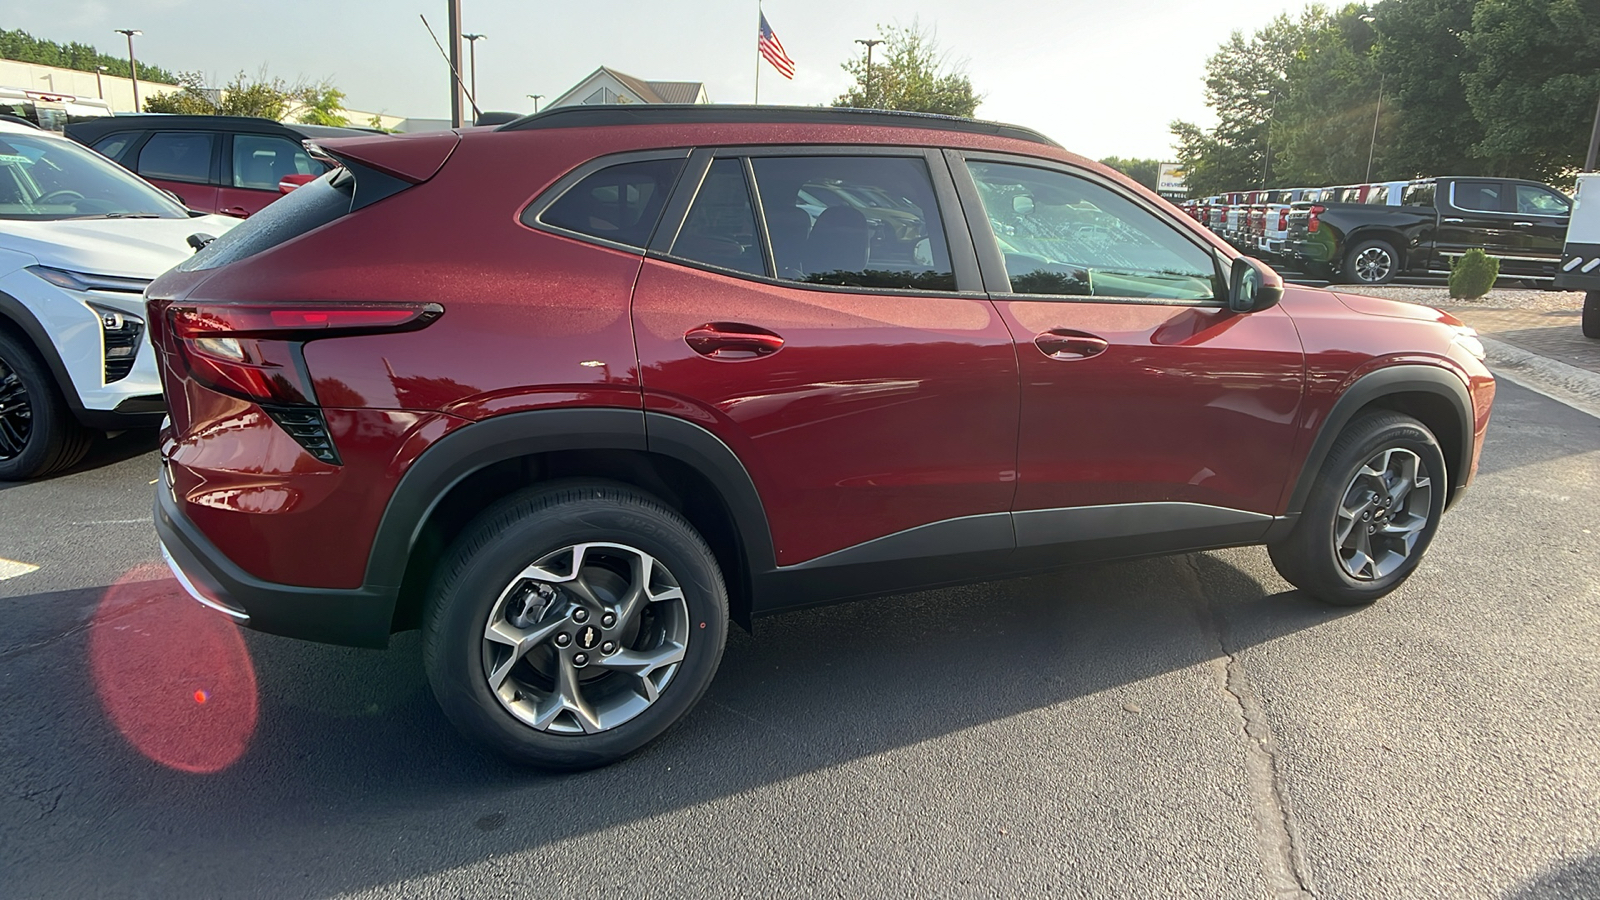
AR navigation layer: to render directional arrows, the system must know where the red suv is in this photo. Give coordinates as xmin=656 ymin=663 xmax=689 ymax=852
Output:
xmin=148 ymin=106 xmax=1495 ymax=769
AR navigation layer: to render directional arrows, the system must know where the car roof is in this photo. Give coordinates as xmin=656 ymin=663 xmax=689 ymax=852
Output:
xmin=497 ymin=104 xmax=1060 ymax=148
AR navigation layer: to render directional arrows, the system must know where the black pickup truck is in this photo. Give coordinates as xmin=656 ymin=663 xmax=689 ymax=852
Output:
xmin=1282 ymin=176 xmax=1571 ymax=285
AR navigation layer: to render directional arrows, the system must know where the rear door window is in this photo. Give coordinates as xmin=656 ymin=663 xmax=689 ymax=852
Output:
xmin=749 ymin=155 xmax=955 ymax=290
xmin=1452 ymin=180 xmax=1506 ymax=213
xmin=136 ymin=132 xmax=214 ymax=184
xmin=1403 ymin=182 xmax=1435 ymax=207
xmin=231 ymin=134 xmax=319 ymax=189
xmin=535 ymin=157 xmax=684 ymax=249
xmin=670 ymin=158 xmax=766 ymax=277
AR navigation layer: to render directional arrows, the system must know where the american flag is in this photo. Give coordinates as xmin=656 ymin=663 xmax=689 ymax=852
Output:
xmin=759 ymin=13 xmax=795 ymax=80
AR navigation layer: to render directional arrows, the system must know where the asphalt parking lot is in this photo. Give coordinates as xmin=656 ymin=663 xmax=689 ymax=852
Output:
xmin=1 ymin=379 xmax=1597 ymax=899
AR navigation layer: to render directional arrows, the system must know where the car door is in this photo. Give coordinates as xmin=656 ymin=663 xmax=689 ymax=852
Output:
xmin=1509 ymin=182 xmax=1571 ymax=275
xmin=630 ymin=148 xmax=1020 ymax=579
xmin=131 ymin=131 xmax=218 ymax=212
xmin=1437 ymin=179 xmax=1527 ymax=274
xmin=216 ymin=133 xmax=325 ymax=218
xmin=946 ymin=151 xmax=1305 ymax=560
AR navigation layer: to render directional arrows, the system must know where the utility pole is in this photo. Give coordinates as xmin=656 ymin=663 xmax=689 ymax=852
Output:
xmin=1587 ymin=91 xmax=1600 ymax=171
xmin=114 ymin=29 xmax=142 ymax=111
xmin=527 ymin=94 xmax=544 ymax=113
xmin=1366 ymin=73 xmax=1385 ymax=182
xmin=446 ymin=0 xmax=464 ymax=128
xmin=463 ymin=33 xmax=485 ymax=119
xmin=855 ymin=38 xmax=883 ymax=107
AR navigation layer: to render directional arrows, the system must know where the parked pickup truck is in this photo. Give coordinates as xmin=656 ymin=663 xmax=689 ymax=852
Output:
xmin=1283 ymin=176 xmax=1571 ymax=285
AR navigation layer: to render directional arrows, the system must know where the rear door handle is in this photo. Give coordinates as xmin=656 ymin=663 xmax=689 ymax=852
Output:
xmin=1513 ymin=221 xmax=1535 ymax=227
xmin=1442 ymin=217 xmax=1465 ymax=224
xmin=1034 ymin=330 xmax=1109 ymax=360
xmin=685 ymin=322 xmax=785 ymax=359
xmin=219 ymin=206 xmax=251 ymax=219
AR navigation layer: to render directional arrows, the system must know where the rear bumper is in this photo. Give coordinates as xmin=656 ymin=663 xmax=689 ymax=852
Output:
xmin=155 ymin=474 xmax=399 ymax=648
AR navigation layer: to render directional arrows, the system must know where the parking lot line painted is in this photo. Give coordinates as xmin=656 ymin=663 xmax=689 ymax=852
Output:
xmin=0 ymin=558 xmax=40 ymax=581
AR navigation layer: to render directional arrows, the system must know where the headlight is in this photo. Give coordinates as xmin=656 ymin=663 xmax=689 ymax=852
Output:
xmin=1450 ymin=326 xmax=1486 ymax=361
xmin=85 ymin=301 xmax=146 ymax=383
xmin=26 ymin=265 xmax=151 ymax=294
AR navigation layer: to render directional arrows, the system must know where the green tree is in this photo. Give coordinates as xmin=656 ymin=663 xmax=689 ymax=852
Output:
xmin=1463 ymin=0 xmax=1600 ymax=181
xmin=833 ymin=22 xmax=980 ymax=117
xmin=142 ymin=72 xmax=217 ymax=114
xmin=295 ymin=83 xmax=348 ymax=126
xmin=219 ymin=71 xmax=291 ymax=119
xmin=0 ymin=28 xmax=179 ymax=84
xmin=1098 ymin=157 xmax=1164 ymax=191
xmin=1271 ymin=4 xmax=1390 ymax=186
xmin=1372 ymin=0 xmax=1481 ymax=178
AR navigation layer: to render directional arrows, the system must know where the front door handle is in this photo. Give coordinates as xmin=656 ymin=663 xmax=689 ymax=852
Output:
xmin=1513 ymin=221 xmax=1535 ymax=227
xmin=219 ymin=206 xmax=251 ymax=219
xmin=1034 ymin=330 xmax=1109 ymax=360
xmin=685 ymin=322 xmax=785 ymax=359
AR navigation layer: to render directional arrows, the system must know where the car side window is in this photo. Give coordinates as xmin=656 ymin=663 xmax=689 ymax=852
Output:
xmin=232 ymin=134 xmax=318 ymax=190
xmin=1452 ymin=180 xmax=1504 ymax=213
xmin=91 ymin=132 xmax=137 ymax=163
xmin=1515 ymin=184 xmax=1570 ymax=216
xmin=964 ymin=161 xmax=1219 ymax=301
xmin=749 ymin=155 xmax=955 ymax=291
xmin=670 ymin=159 xmax=766 ymax=277
xmin=1403 ymin=183 xmax=1435 ymax=207
xmin=535 ymin=157 xmax=684 ymax=249
xmin=136 ymin=132 xmax=214 ymax=184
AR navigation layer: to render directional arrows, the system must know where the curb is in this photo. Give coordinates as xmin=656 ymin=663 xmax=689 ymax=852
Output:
xmin=1480 ymin=336 xmax=1600 ymax=420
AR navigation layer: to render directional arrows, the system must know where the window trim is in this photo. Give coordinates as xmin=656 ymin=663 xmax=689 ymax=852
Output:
xmin=518 ymin=148 xmax=694 ymax=254
xmin=647 ymin=144 xmax=984 ymax=297
xmin=947 ymin=149 xmax=1228 ymax=306
xmin=664 ymin=156 xmax=771 ymax=279
xmin=135 ymin=130 xmax=220 ymax=186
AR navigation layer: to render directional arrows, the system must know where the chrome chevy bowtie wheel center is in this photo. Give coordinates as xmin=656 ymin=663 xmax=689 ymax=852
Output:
xmin=482 ymin=542 xmax=689 ymax=735
xmin=1334 ymin=447 xmax=1432 ymax=581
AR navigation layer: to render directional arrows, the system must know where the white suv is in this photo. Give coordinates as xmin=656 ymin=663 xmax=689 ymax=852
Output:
xmin=0 ymin=118 xmax=240 ymax=479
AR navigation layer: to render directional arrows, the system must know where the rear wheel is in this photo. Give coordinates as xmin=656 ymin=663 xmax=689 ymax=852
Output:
xmin=1343 ymin=239 xmax=1399 ymax=285
xmin=1584 ymin=291 xmax=1600 ymax=339
xmin=1269 ymin=412 xmax=1446 ymax=606
xmin=0 ymin=331 xmax=91 ymax=481
xmin=423 ymin=480 xmax=728 ymax=770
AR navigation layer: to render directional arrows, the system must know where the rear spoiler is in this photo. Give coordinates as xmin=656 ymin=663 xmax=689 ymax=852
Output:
xmin=303 ymin=131 xmax=460 ymax=184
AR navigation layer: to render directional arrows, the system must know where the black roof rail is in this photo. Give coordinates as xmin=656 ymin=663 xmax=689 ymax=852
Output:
xmin=495 ymin=104 xmax=1060 ymax=148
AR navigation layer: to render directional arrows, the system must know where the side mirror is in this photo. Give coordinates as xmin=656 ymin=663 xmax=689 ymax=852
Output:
xmin=1229 ymin=256 xmax=1284 ymax=313
xmin=278 ymin=173 xmax=318 ymax=194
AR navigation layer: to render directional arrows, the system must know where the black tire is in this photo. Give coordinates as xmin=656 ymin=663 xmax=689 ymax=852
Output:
xmin=1342 ymin=238 xmax=1399 ymax=285
xmin=1584 ymin=291 xmax=1600 ymax=339
xmin=0 ymin=330 xmax=92 ymax=481
xmin=1269 ymin=412 xmax=1447 ymax=606
xmin=423 ymin=479 xmax=729 ymax=770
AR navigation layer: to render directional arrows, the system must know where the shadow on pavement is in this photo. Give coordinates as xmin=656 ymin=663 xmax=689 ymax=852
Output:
xmin=0 ymin=549 xmax=1355 ymax=897
xmin=0 ymin=428 xmax=159 ymax=492
xmin=1503 ymin=854 xmax=1600 ymax=899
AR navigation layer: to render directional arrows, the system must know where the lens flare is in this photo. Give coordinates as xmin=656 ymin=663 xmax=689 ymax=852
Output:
xmin=89 ymin=565 xmax=258 ymax=774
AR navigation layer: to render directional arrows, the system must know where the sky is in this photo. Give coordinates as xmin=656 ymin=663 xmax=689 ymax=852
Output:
xmin=2 ymin=0 xmax=1301 ymax=160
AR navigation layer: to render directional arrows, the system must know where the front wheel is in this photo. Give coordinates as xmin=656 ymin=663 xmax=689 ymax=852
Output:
xmin=423 ymin=480 xmax=728 ymax=770
xmin=0 ymin=331 xmax=92 ymax=481
xmin=1584 ymin=291 xmax=1600 ymax=339
xmin=1269 ymin=412 xmax=1447 ymax=606
xmin=1343 ymin=239 xmax=1399 ymax=285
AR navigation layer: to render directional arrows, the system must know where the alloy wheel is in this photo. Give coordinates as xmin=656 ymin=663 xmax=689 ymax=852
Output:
xmin=1353 ymin=246 xmax=1393 ymax=283
xmin=481 ymin=542 xmax=690 ymax=735
xmin=1333 ymin=447 xmax=1433 ymax=580
xmin=0 ymin=356 xmax=32 ymax=461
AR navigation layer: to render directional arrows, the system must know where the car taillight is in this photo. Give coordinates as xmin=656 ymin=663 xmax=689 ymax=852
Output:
xmin=1308 ymin=205 xmax=1325 ymax=233
xmin=1278 ymin=208 xmax=1289 ymax=231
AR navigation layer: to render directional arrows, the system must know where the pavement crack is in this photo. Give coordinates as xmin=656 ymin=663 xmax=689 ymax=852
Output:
xmin=1180 ymin=555 xmax=1316 ymax=900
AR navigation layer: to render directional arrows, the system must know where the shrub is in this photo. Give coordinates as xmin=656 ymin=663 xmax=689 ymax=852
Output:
xmin=1449 ymin=248 xmax=1499 ymax=299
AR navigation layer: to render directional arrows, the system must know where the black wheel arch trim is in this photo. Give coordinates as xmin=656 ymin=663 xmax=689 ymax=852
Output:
xmin=0 ymin=290 xmax=87 ymax=419
xmin=1283 ymin=364 xmax=1474 ymax=517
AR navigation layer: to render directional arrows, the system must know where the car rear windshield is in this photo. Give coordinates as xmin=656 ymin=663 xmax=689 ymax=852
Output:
xmin=176 ymin=169 xmax=353 ymax=272
xmin=0 ymin=132 xmax=189 ymax=220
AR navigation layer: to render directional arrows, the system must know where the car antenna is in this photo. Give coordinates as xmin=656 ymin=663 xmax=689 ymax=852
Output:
xmin=419 ymin=14 xmax=480 ymax=121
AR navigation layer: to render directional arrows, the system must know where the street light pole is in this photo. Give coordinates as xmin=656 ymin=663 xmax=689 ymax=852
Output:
xmin=463 ymin=33 xmax=485 ymax=118
xmin=1257 ymin=89 xmax=1278 ymax=189
xmin=95 ymin=66 xmax=106 ymax=100
xmin=527 ymin=94 xmax=544 ymax=113
xmin=114 ymin=29 xmax=142 ymax=111
xmin=446 ymin=0 xmax=463 ymax=128
xmin=1366 ymin=73 xmax=1385 ymax=182
xmin=855 ymin=38 xmax=883 ymax=108
xmin=1586 ymin=91 xmax=1600 ymax=171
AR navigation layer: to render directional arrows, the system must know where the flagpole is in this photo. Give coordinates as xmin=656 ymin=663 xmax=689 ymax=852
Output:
xmin=754 ymin=0 xmax=762 ymax=104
